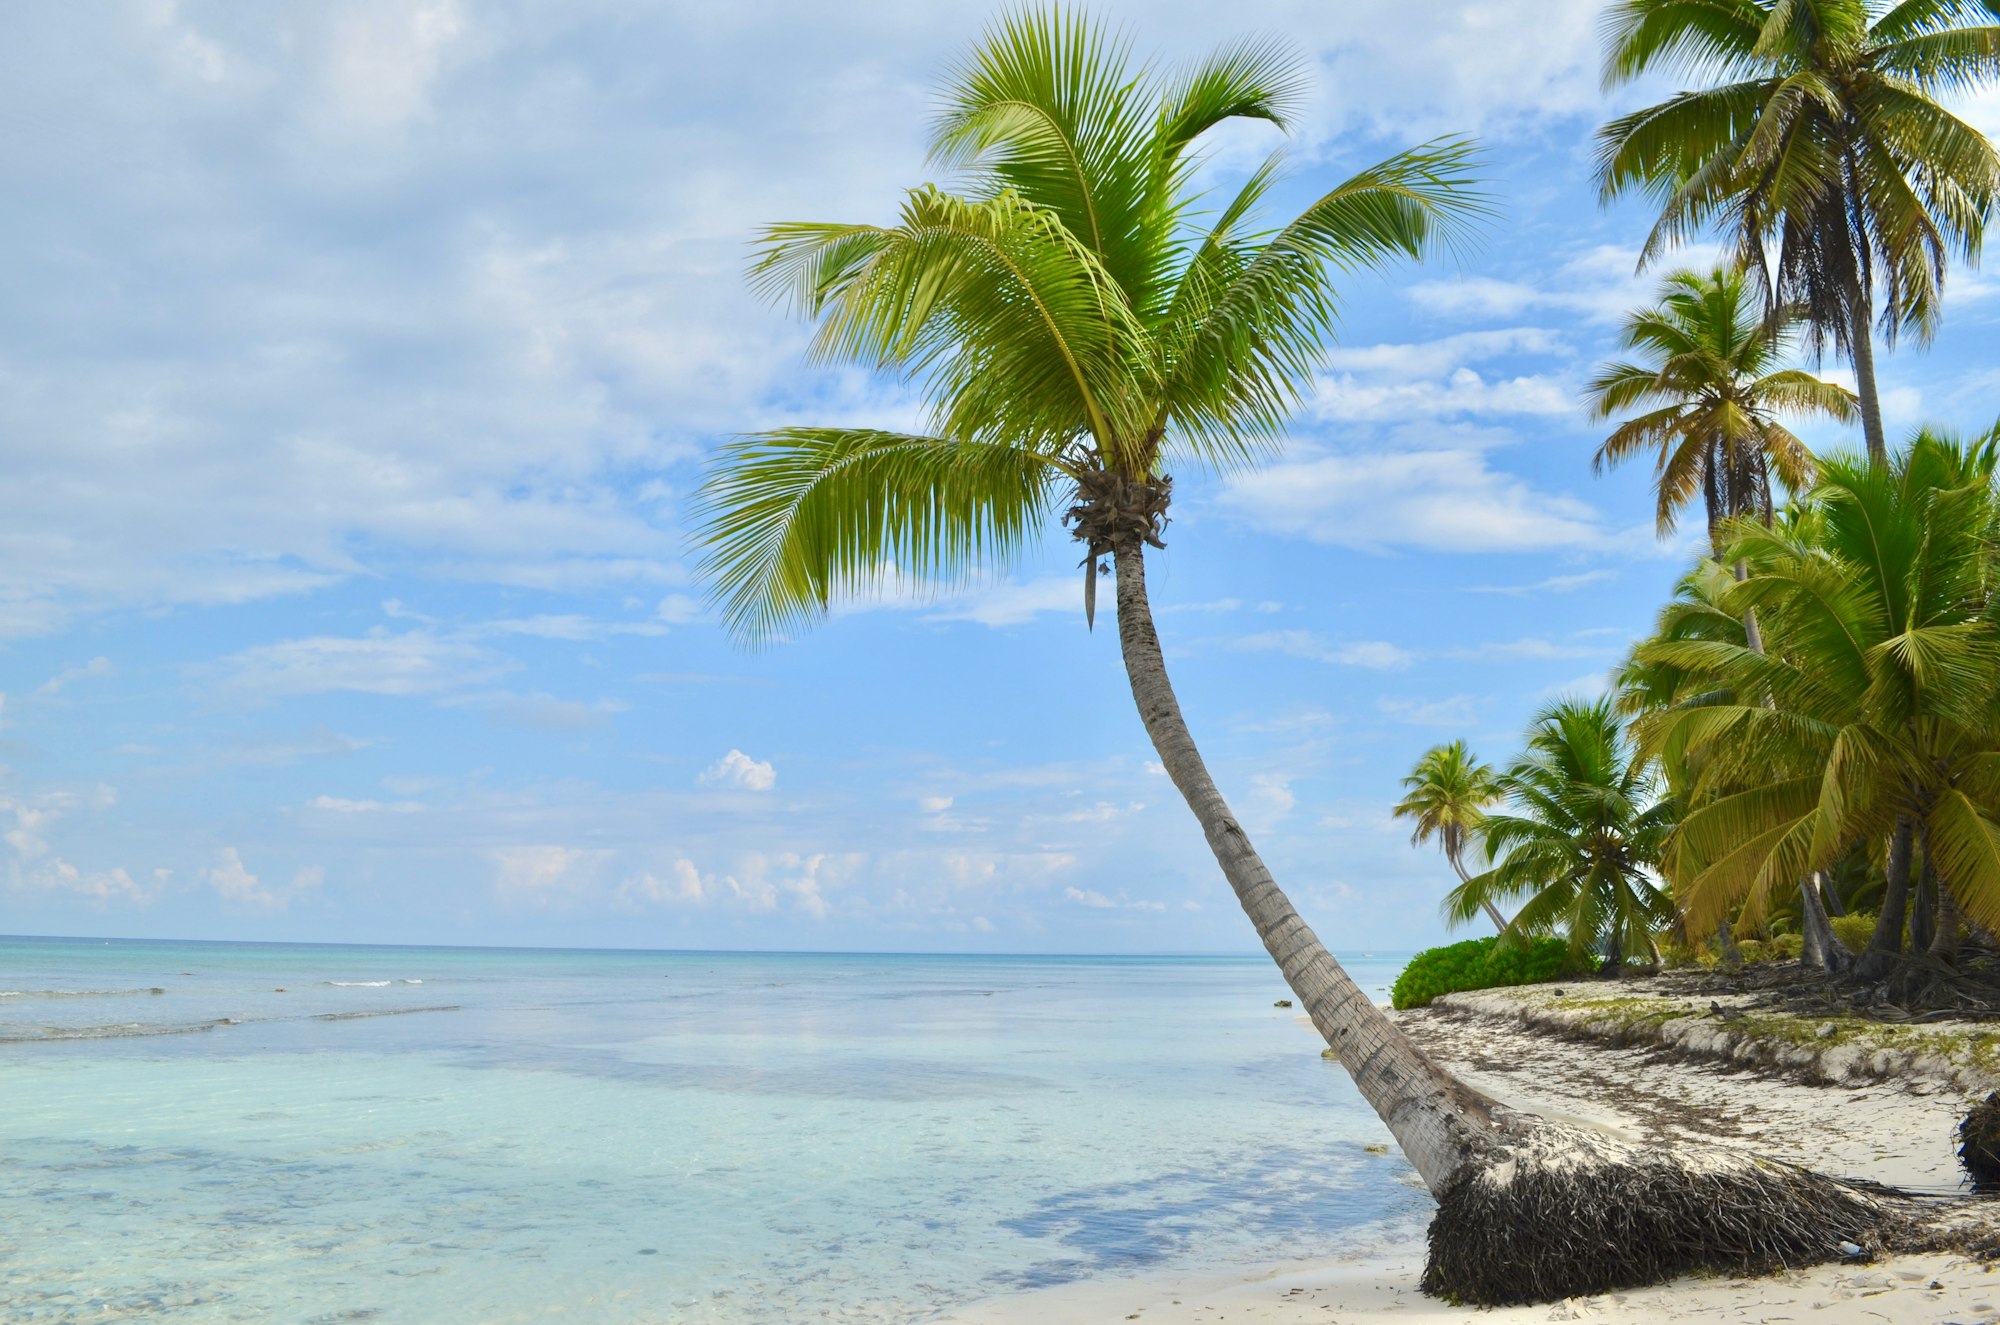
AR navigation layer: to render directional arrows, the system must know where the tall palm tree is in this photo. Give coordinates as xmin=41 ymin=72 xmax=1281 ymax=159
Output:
xmin=697 ymin=8 xmax=1884 ymax=1302
xmin=1587 ymin=265 xmax=1853 ymax=556
xmin=1446 ymin=701 xmax=1677 ymax=975
xmin=1635 ymin=431 xmax=2000 ymax=982
xmin=1596 ymin=0 xmax=2000 ymax=465
xmin=1393 ymin=741 xmax=1509 ymax=931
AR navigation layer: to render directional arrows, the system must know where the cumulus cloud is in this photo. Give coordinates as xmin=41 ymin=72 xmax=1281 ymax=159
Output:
xmin=209 ymin=846 xmax=283 ymax=909
xmin=491 ymin=844 xmax=608 ymax=900
xmin=699 ymin=749 xmax=777 ymax=792
xmin=1219 ymin=446 xmax=1610 ymax=553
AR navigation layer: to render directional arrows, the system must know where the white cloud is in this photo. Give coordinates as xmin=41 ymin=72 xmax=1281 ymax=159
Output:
xmin=308 ymin=795 xmax=424 ymax=814
xmin=209 ymin=846 xmax=282 ymax=909
xmin=1230 ymin=631 xmax=1413 ymax=668
xmin=1061 ymin=884 xmax=1165 ymax=913
xmin=919 ymin=795 xmax=954 ymax=813
xmin=491 ymin=844 xmax=606 ymax=900
xmin=36 ymin=656 xmax=113 ymax=697
xmin=699 ymin=749 xmax=777 ymax=792
xmin=217 ymin=629 xmax=509 ymax=697
xmin=1465 ymin=570 xmax=1616 ymax=596
xmin=481 ymin=614 xmax=666 ymax=641
xmin=923 ymin=577 xmax=1082 ymax=628
xmin=1378 ymin=695 xmax=1481 ymax=727
xmin=1219 ymin=446 xmax=1609 ymax=553
xmin=620 ymin=858 xmax=708 ymax=906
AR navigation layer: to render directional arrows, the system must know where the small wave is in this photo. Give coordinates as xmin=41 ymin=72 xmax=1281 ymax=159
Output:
xmin=0 ymin=1019 xmax=223 ymax=1044
xmin=324 ymin=980 xmax=394 ymax=987
xmin=401 ymin=978 xmax=422 ymax=984
xmin=0 ymin=987 xmax=167 ymax=999
xmin=313 ymin=1005 xmax=460 ymax=1022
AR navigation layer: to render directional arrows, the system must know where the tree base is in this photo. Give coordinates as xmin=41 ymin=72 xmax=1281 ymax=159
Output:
xmin=1422 ymin=1124 xmax=1891 ymax=1305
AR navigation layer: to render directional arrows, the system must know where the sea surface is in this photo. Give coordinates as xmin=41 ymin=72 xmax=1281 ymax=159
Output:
xmin=0 ymin=937 xmax=1426 ymax=1323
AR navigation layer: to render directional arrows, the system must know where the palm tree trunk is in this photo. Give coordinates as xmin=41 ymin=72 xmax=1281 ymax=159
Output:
xmin=1449 ymin=855 xmax=1508 ymax=933
xmin=1109 ymin=538 xmax=1496 ymax=1193
xmin=1799 ymin=871 xmax=1852 ymax=979
xmin=1849 ymin=291 xmax=1888 ymax=466
xmin=1931 ymin=885 xmax=1962 ymax=966
xmin=1858 ymin=819 xmax=1915 ymax=982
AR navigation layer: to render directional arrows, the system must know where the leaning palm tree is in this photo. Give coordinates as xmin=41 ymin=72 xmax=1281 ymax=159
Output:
xmin=697 ymin=8 xmax=1886 ymax=1303
xmin=1447 ymin=701 xmax=1676 ymax=975
xmin=1393 ymin=741 xmax=1509 ymax=932
xmin=1596 ymin=0 xmax=2000 ymax=465
xmin=1587 ymin=265 xmax=1853 ymax=556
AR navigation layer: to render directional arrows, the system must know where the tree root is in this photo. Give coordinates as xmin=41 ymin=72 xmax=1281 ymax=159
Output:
xmin=1421 ymin=1122 xmax=1897 ymax=1305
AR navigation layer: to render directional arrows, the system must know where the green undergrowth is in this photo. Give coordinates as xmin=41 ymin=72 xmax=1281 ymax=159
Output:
xmin=1456 ymin=983 xmax=2000 ymax=1088
xmin=1390 ymin=935 xmax=1574 ymax=1010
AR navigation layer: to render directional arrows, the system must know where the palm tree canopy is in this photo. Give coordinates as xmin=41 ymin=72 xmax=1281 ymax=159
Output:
xmin=1447 ymin=699 xmax=1675 ymax=968
xmin=1596 ymin=0 xmax=2000 ymax=354
xmin=1587 ymin=264 xmax=1853 ymax=542
xmin=1634 ymin=428 xmax=2000 ymax=934
xmin=698 ymin=8 xmax=1487 ymax=639
xmin=1392 ymin=740 xmax=1504 ymax=865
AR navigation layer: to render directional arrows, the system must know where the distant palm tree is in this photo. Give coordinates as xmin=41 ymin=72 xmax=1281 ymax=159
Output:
xmin=1596 ymin=0 xmax=2000 ymax=465
xmin=1587 ymin=265 xmax=1853 ymax=557
xmin=1393 ymin=741 xmax=1509 ymax=932
xmin=1449 ymin=700 xmax=1676 ymax=975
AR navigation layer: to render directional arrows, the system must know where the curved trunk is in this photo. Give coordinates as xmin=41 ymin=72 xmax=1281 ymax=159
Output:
xmin=1110 ymin=538 xmax=1497 ymax=1194
xmin=1449 ymin=853 xmax=1508 ymax=934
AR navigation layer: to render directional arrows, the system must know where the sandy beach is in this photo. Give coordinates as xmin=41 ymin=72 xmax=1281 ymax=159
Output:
xmin=935 ymin=993 xmax=1998 ymax=1325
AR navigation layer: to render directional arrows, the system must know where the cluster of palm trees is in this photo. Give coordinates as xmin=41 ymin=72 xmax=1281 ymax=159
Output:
xmin=1410 ymin=423 xmax=2000 ymax=990
xmin=698 ymin=0 xmax=2000 ymax=1300
xmin=1401 ymin=0 xmax=2000 ymax=989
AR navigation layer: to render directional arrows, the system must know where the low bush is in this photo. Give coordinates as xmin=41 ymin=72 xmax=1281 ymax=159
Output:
xmin=1390 ymin=935 xmax=1574 ymax=1010
xmin=1829 ymin=912 xmax=1878 ymax=955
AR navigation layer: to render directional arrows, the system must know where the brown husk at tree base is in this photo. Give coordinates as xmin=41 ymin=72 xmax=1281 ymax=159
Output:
xmin=1959 ymin=1093 xmax=2000 ymax=1192
xmin=1420 ymin=1121 xmax=1896 ymax=1305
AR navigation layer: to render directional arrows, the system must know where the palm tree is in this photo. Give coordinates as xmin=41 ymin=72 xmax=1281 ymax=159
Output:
xmin=697 ymin=8 xmax=1885 ymax=1302
xmin=1635 ymin=431 xmax=2000 ymax=983
xmin=1586 ymin=265 xmax=1853 ymax=557
xmin=1393 ymin=741 xmax=1509 ymax=932
xmin=1596 ymin=0 xmax=2000 ymax=465
xmin=1447 ymin=701 xmax=1676 ymax=975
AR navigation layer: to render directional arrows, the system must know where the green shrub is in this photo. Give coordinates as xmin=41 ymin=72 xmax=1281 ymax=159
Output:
xmin=1829 ymin=912 xmax=1878 ymax=954
xmin=1390 ymin=935 xmax=1574 ymax=1010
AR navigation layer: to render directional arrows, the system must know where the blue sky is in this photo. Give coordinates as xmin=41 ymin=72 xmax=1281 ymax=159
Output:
xmin=3 ymin=0 xmax=1997 ymax=952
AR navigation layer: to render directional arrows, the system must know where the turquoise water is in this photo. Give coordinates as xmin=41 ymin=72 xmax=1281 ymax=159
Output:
xmin=0 ymin=938 xmax=1427 ymax=1323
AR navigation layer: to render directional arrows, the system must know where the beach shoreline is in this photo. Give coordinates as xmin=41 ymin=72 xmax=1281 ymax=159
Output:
xmin=931 ymin=984 xmax=2000 ymax=1325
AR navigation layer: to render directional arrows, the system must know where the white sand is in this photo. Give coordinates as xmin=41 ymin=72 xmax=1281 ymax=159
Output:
xmin=929 ymin=1002 xmax=1996 ymax=1325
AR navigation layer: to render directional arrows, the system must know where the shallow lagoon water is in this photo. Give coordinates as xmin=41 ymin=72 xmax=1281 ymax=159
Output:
xmin=0 ymin=937 xmax=1425 ymax=1322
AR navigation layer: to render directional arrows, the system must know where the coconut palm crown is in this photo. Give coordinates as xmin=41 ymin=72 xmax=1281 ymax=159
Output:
xmin=1393 ymin=740 xmax=1510 ymax=931
xmin=698 ymin=11 xmax=1485 ymax=636
xmin=1587 ymin=265 xmax=1854 ymax=553
xmin=1595 ymin=0 xmax=2000 ymax=464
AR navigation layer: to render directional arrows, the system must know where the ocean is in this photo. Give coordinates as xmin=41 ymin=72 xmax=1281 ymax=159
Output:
xmin=0 ymin=937 xmax=1427 ymax=1323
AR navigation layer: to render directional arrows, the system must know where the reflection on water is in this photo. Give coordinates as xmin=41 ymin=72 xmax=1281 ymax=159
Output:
xmin=0 ymin=938 xmax=1423 ymax=1324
